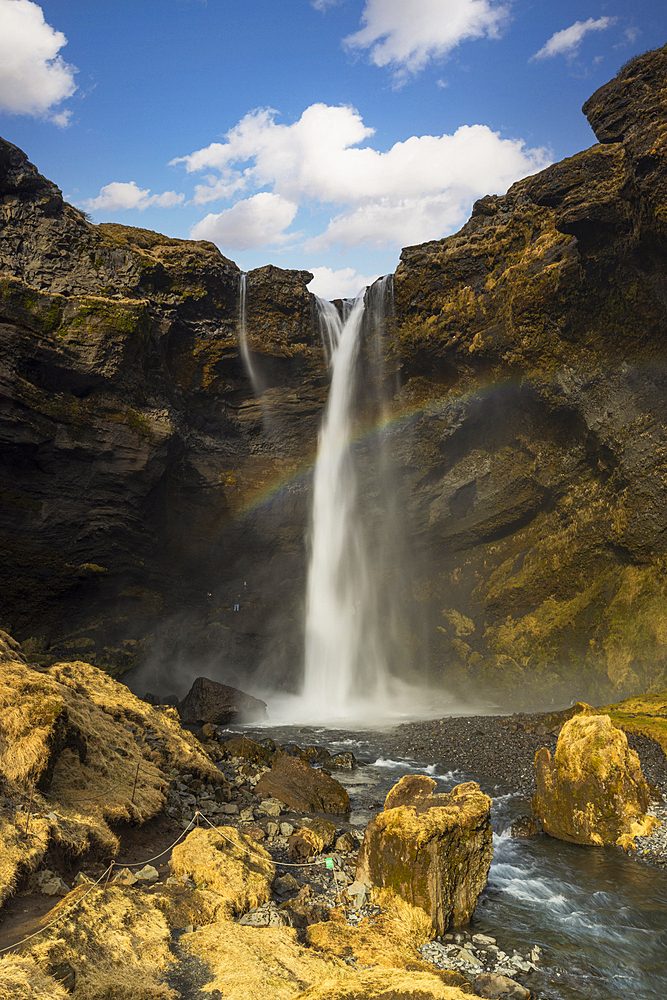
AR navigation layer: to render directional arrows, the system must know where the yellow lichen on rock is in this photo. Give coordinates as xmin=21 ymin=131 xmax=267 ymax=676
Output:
xmin=356 ymin=777 xmax=492 ymax=934
xmin=532 ymin=713 xmax=659 ymax=847
xmin=169 ymin=826 xmax=274 ymax=919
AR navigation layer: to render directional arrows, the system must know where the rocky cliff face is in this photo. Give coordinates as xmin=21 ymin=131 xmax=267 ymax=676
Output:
xmin=0 ymin=138 xmax=323 ymax=686
xmin=391 ymin=44 xmax=667 ymax=705
xmin=2 ymin=45 xmax=667 ymax=708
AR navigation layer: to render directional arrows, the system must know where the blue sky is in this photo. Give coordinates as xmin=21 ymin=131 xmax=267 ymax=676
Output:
xmin=0 ymin=1 xmax=665 ymax=298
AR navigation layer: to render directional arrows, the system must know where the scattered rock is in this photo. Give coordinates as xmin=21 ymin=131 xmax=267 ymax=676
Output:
xmin=533 ymin=713 xmax=658 ymax=847
xmin=41 ymin=876 xmax=70 ymax=896
xmin=177 ymin=677 xmax=267 ymax=726
xmin=356 ymin=775 xmax=493 ymax=934
xmin=239 ymin=901 xmax=293 ymax=927
xmin=510 ymin=815 xmax=542 ymax=838
xmin=474 ymin=972 xmax=531 ymax=999
xmin=334 ymin=832 xmax=355 ymax=853
xmin=135 ymin=865 xmax=159 ymax=882
xmin=255 ymin=755 xmax=350 ymax=814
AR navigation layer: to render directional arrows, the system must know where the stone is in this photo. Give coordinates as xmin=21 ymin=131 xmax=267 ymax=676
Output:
xmin=41 ymin=876 xmax=70 ymax=896
xmin=279 ymin=822 xmax=294 ymax=837
xmin=532 ymin=713 xmax=658 ymax=847
xmin=134 ymin=865 xmax=159 ymax=882
xmin=300 ymin=817 xmax=336 ymax=850
xmin=474 ymin=973 xmax=531 ymax=999
xmin=346 ymin=880 xmax=371 ymax=908
xmin=255 ymin=755 xmax=350 ymax=814
xmin=238 ymin=901 xmax=292 ymax=927
xmin=356 ymin=775 xmax=493 ymax=934
xmin=334 ymin=832 xmax=355 ymax=853
xmin=72 ymin=872 xmax=93 ymax=887
xmin=222 ymin=736 xmax=271 ymax=763
xmin=288 ymin=828 xmax=321 ymax=860
xmin=177 ymin=677 xmax=267 ymax=726
xmin=257 ymin=798 xmax=283 ymax=817
xmin=223 ymin=803 xmax=239 ymax=815
xmin=327 ymin=752 xmax=357 ymax=770
xmin=510 ymin=815 xmax=542 ymax=838
xmin=266 ymin=821 xmax=280 ymax=837
xmin=240 ymin=807 xmax=256 ymax=822
xmin=112 ymin=868 xmax=138 ymax=886
xmin=274 ymin=873 xmax=300 ymax=895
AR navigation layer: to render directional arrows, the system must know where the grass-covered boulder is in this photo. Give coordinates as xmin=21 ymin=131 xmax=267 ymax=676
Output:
xmin=532 ymin=713 xmax=659 ymax=848
xmin=355 ymin=775 xmax=492 ymax=934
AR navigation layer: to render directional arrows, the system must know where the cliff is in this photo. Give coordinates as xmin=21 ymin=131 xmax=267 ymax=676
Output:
xmin=2 ymin=45 xmax=667 ymax=708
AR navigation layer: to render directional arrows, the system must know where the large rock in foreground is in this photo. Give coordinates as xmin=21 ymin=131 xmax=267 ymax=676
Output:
xmin=177 ymin=676 xmax=267 ymax=725
xmin=356 ymin=775 xmax=492 ymax=934
xmin=532 ymin=713 xmax=657 ymax=847
xmin=254 ymin=755 xmax=350 ymax=814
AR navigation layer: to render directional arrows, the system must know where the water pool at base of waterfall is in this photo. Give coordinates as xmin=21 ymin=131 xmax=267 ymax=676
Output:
xmin=224 ymin=723 xmax=667 ymax=1000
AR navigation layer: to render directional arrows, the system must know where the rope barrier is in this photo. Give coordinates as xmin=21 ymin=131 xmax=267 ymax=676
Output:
xmin=0 ymin=864 xmax=114 ymax=956
xmin=197 ymin=811 xmax=338 ymax=870
xmin=0 ymin=815 xmax=199 ymax=956
xmin=0 ymin=809 xmax=352 ymax=958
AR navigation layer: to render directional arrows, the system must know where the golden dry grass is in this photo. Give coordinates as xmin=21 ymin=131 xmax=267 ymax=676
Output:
xmin=0 ymin=646 xmax=222 ymax=905
xmin=27 ymin=885 xmax=175 ymax=1000
xmin=180 ymin=922 xmax=348 ymax=1000
xmin=305 ymin=887 xmax=434 ymax=974
xmin=0 ymin=954 xmax=69 ymax=1000
xmin=292 ymin=969 xmax=474 ymax=999
xmin=169 ymin=826 xmax=274 ymax=919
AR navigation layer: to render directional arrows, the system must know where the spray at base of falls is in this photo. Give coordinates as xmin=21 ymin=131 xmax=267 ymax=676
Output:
xmin=300 ymin=276 xmax=431 ymax=724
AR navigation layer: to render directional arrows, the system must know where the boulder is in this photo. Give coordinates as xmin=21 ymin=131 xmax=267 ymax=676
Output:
xmin=254 ymin=755 xmax=350 ymax=814
xmin=356 ymin=775 xmax=492 ymax=934
xmin=532 ymin=713 xmax=658 ymax=847
xmin=474 ymin=973 xmax=531 ymax=999
xmin=177 ymin=677 xmax=267 ymax=725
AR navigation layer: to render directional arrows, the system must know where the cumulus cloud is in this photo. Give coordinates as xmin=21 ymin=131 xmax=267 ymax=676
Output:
xmin=189 ymin=192 xmax=298 ymax=251
xmin=0 ymin=0 xmax=77 ymax=121
xmin=176 ymin=105 xmax=550 ymax=252
xmin=84 ymin=181 xmax=185 ymax=213
xmin=531 ymin=17 xmax=617 ymax=61
xmin=344 ymin=0 xmax=509 ymax=79
xmin=307 ymin=266 xmax=381 ymax=300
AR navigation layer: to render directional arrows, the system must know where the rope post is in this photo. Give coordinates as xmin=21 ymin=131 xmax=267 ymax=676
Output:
xmin=104 ymin=861 xmax=115 ymax=893
xmin=24 ymin=783 xmax=34 ymax=835
xmin=325 ymin=857 xmax=342 ymax=906
xmin=131 ymin=762 xmax=141 ymax=804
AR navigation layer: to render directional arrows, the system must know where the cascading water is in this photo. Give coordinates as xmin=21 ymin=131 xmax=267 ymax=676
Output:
xmin=237 ymin=272 xmax=262 ymax=395
xmin=302 ymin=277 xmax=402 ymax=721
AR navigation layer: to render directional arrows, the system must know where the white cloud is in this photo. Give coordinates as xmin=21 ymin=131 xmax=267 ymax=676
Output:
xmin=84 ymin=181 xmax=185 ymax=213
xmin=190 ymin=192 xmax=298 ymax=251
xmin=307 ymin=266 xmax=381 ymax=300
xmin=176 ymin=106 xmax=550 ymax=253
xmin=344 ymin=0 xmax=509 ymax=79
xmin=0 ymin=0 xmax=77 ymax=120
xmin=531 ymin=17 xmax=616 ymax=61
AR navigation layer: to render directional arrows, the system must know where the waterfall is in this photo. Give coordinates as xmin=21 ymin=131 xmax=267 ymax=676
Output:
xmin=302 ymin=277 xmax=395 ymax=720
xmin=238 ymin=272 xmax=261 ymax=394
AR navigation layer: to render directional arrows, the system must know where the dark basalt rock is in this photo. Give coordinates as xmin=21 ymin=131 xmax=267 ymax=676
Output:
xmin=177 ymin=676 xmax=267 ymax=725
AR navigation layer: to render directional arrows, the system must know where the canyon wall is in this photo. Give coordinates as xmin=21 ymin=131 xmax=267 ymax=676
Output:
xmin=1 ymin=45 xmax=667 ymax=708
